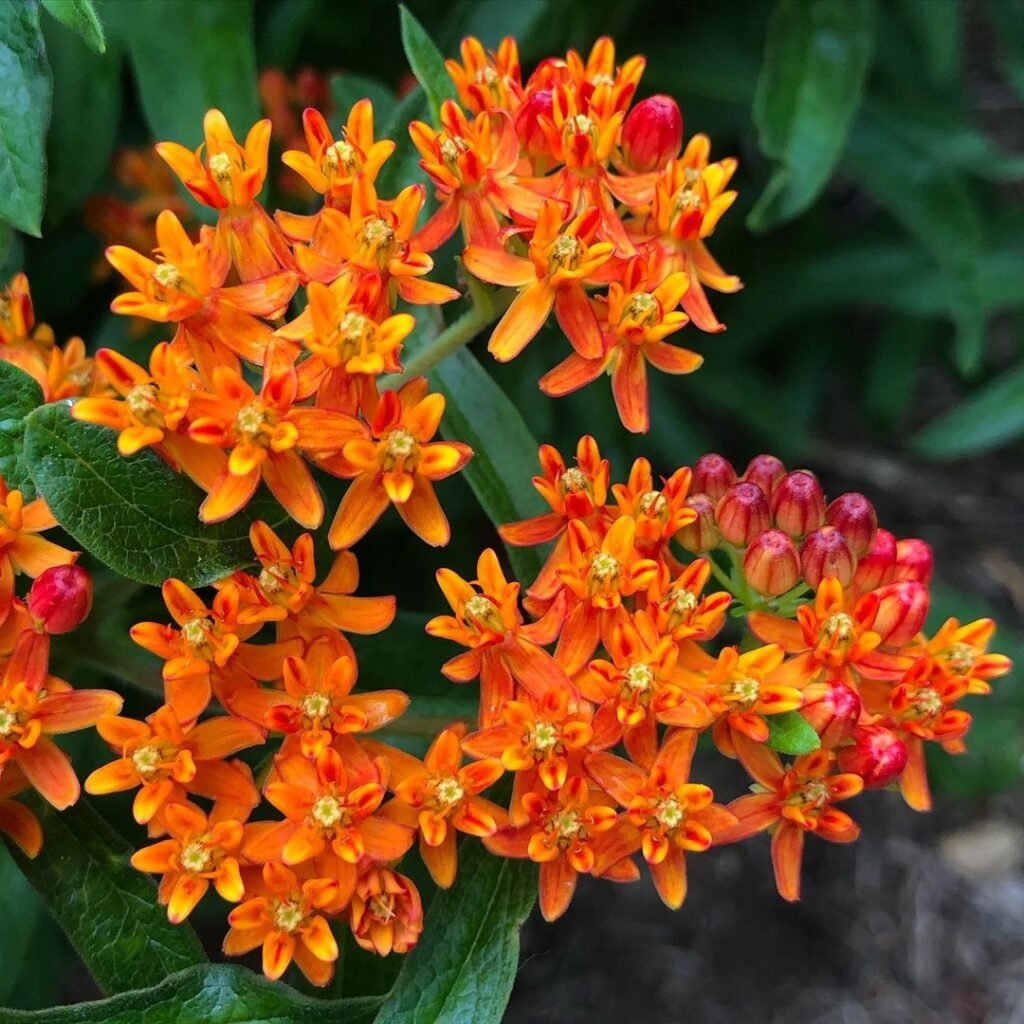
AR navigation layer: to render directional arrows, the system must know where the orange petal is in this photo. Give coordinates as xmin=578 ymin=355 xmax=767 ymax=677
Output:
xmin=488 ymin=280 xmax=554 ymax=362
xmin=771 ymin=821 xmax=805 ymax=902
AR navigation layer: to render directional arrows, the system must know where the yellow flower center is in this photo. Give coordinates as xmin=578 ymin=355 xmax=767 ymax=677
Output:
xmin=463 ymin=594 xmax=503 ymax=634
xmin=726 ymin=675 xmax=760 ymax=709
xmin=560 ymin=467 xmax=588 ymax=494
xmin=565 ymin=113 xmax=595 ymax=139
xmin=333 ymin=311 xmax=375 ymax=360
xmin=913 ymin=687 xmax=943 ymax=718
xmin=181 ymin=617 xmax=215 ymax=656
xmin=533 ymin=721 xmax=558 ymax=751
xmin=360 ymin=217 xmax=396 ymax=267
xmin=947 ymin=643 xmax=975 ymax=676
xmin=312 ymin=795 xmax=345 ymax=829
xmin=588 ymin=552 xmax=620 ymax=584
xmin=476 ymin=65 xmax=498 ymax=86
xmin=624 ymin=662 xmax=654 ymax=693
xmin=368 ymin=892 xmax=396 ymax=924
xmin=180 ymin=840 xmax=212 ymax=874
xmin=125 ymin=383 xmax=164 ymax=427
xmin=208 ymin=152 xmax=234 ymax=180
xmin=301 ymin=692 xmax=333 ymax=720
xmin=655 ymin=797 xmax=685 ymax=830
xmin=273 ymin=900 xmax=305 ymax=932
xmin=0 ymin=705 xmax=18 ymax=737
xmin=324 ymin=139 xmax=357 ymax=173
xmin=638 ymin=489 xmax=667 ymax=518
xmin=434 ymin=776 xmax=464 ymax=807
xmin=548 ymin=234 xmax=582 ymax=271
xmin=821 ymin=612 xmax=855 ymax=644
xmin=550 ymin=809 xmax=583 ymax=842
xmin=235 ymin=402 xmax=271 ymax=440
xmin=131 ymin=744 xmax=163 ymax=778
xmin=383 ymin=429 xmax=417 ymax=461
xmin=623 ymin=292 xmax=659 ymax=326
xmin=796 ymin=780 xmax=829 ymax=809
xmin=439 ymin=135 xmax=467 ymax=164
xmin=153 ymin=262 xmax=184 ymax=290
xmin=671 ymin=589 xmax=698 ymax=617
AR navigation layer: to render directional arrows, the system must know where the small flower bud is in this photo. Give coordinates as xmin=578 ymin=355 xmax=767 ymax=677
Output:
xmin=771 ymin=470 xmax=825 ymax=538
xmin=692 ymin=454 xmax=737 ymax=502
xmin=825 ymin=492 xmax=878 ymax=556
xmin=677 ymin=493 xmax=718 ymax=553
xmin=894 ymin=538 xmax=933 ymax=585
xmin=743 ymin=529 xmax=800 ymax=596
xmin=621 ymin=95 xmax=683 ymax=172
xmin=742 ymin=454 xmax=787 ymax=499
xmin=838 ymin=726 xmax=908 ymax=789
xmin=27 ymin=564 xmax=93 ymax=634
xmin=800 ymin=526 xmax=855 ymax=589
xmin=515 ymin=88 xmax=554 ymax=158
xmin=802 ymin=680 xmax=861 ymax=748
xmin=715 ymin=482 xmax=770 ymax=547
xmin=872 ymin=581 xmax=929 ymax=647
xmin=853 ymin=528 xmax=897 ymax=592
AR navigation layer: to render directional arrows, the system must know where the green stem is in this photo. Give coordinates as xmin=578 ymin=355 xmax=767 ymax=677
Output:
xmin=708 ymin=553 xmax=739 ymax=596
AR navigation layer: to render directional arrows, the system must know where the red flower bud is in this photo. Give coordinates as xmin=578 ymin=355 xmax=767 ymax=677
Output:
xmin=715 ymin=482 xmax=770 ymax=547
xmin=872 ymin=581 xmax=929 ymax=647
xmin=621 ymin=95 xmax=683 ymax=172
xmin=894 ymin=538 xmax=933 ymax=585
xmin=802 ymin=680 xmax=861 ymax=748
xmin=27 ymin=564 xmax=93 ymax=634
xmin=742 ymin=454 xmax=787 ymax=499
xmin=514 ymin=88 xmax=554 ymax=158
xmin=771 ymin=470 xmax=825 ymax=538
xmin=838 ymin=726 xmax=908 ymax=789
xmin=825 ymin=492 xmax=878 ymax=556
xmin=800 ymin=526 xmax=854 ymax=589
xmin=743 ymin=529 xmax=800 ymax=596
xmin=677 ymin=493 xmax=718 ymax=553
xmin=692 ymin=453 xmax=737 ymax=502
xmin=853 ymin=527 xmax=897 ymax=591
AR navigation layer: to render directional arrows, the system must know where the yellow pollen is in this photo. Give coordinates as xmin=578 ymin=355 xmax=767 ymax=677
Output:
xmin=0 ymin=706 xmax=18 ymax=737
xmin=727 ymin=676 xmax=760 ymax=707
xmin=551 ymin=810 xmax=583 ymax=841
xmin=656 ymin=798 xmax=684 ymax=830
xmin=533 ymin=722 xmax=558 ymax=751
xmin=914 ymin=687 xmax=943 ymax=718
xmin=181 ymin=617 xmax=212 ymax=651
xmin=336 ymin=310 xmax=374 ymax=356
xmin=439 ymin=136 xmax=465 ymax=163
xmin=301 ymin=692 xmax=332 ymax=720
xmin=822 ymin=613 xmax=855 ymax=645
xmin=566 ymin=113 xmax=595 ymax=137
xmin=434 ymin=776 xmax=464 ymax=807
xmin=235 ymin=403 xmax=268 ymax=438
xmin=325 ymin=139 xmax=356 ymax=172
xmin=180 ymin=840 xmax=212 ymax=874
xmin=638 ymin=489 xmax=667 ymax=517
xmin=208 ymin=152 xmax=234 ymax=179
xmin=126 ymin=384 xmax=160 ymax=423
xmin=589 ymin=552 xmax=620 ymax=583
xmin=368 ymin=893 xmax=396 ymax=923
xmin=132 ymin=744 xmax=162 ymax=778
xmin=548 ymin=233 xmax=582 ymax=270
xmin=675 ymin=189 xmax=702 ymax=212
xmin=799 ymin=781 xmax=829 ymax=808
xmin=624 ymin=292 xmax=659 ymax=325
xmin=947 ymin=643 xmax=975 ymax=676
xmin=384 ymin=429 xmax=416 ymax=459
xmin=476 ymin=66 xmax=498 ymax=85
xmin=312 ymin=795 xmax=344 ymax=828
xmin=560 ymin=467 xmax=588 ymax=493
xmin=153 ymin=262 xmax=183 ymax=289
xmin=624 ymin=662 xmax=654 ymax=692
xmin=671 ymin=589 xmax=698 ymax=616
xmin=274 ymin=900 xmax=305 ymax=932
xmin=361 ymin=217 xmax=395 ymax=253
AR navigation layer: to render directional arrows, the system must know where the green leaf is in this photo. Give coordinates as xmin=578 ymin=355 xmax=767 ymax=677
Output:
xmin=748 ymin=0 xmax=874 ymax=231
xmin=375 ymin=85 xmax=431 ymax=196
xmin=910 ymin=363 xmax=1024 ymax=459
xmin=8 ymin=797 xmax=206 ymax=996
xmin=895 ymin=0 xmax=960 ymax=88
xmin=0 ymin=964 xmax=383 ymax=1024
xmin=103 ymin=0 xmax=259 ymax=148
xmin=330 ymin=72 xmax=397 ymax=125
xmin=844 ymin=103 xmax=987 ymax=375
xmin=22 ymin=401 xmax=286 ymax=587
xmin=0 ymin=361 xmax=43 ymax=499
xmin=42 ymin=11 xmax=122 ymax=224
xmin=985 ymin=0 xmax=1024 ymax=102
xmin=0 ymin=3 xmax=52 ymax=236
xmin=374 ymin=840 xmax=536 ymax=1024
xmin=399 ymin=4 xmax=457 ymax=122
xmin=41 ymin=0 xmax=105 ymax=53
xmin=431 ymin=349 xmax=548 ymax=585
xmin=765 ymin=711 xmax=821 ymax=756
xmin=0 ymin=844 xmax=46 ymax=1006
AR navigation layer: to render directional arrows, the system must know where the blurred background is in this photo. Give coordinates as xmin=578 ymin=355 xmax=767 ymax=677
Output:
xmin=2 ymin=0 xmax=1022 ymax=1020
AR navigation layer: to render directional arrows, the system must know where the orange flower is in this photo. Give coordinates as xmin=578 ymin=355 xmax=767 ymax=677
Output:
xmin=279 ymin=101 xmax=396 ymax=239
xmin=324 ymin=378 xmax=472 ymax=549
xmin=610 ymin=457 xmax=698 ymax=556
xmin=276 ymin=275 xmax=413 ymax=414
xmin=921 ymin=617 xmax=1012 ymax=695
xmin=224 ymin=861 xmax=340 ymax=985
xmin=349 ymin=865 xmax=423 ymax=956
xmin=583 ymin=610 xmax=711 ymax=765
xmin=445 ymin=36 xmax=522 ymax=114
xmin=718 ymin=734 xmax=863 ymax=902
xmin=410 ymin=99 xmax=542 ymax=250
xmin=0 ymin=763 xmax=43 ymax=857
xmin=129 ymin=579 xmax=298 ymax=722
xmin=106 ymin=210 xmax=298 ymax=380
xmin=463 ymin=200 xmax=614 ymax=362
xmin=85 ymin=704 xmax=263 ymax=825
xmin=157 ymin=109 xmax=295 ymax=282
xmin=426 ymin=547 xmax=573 ymax=725
xmin=639 ymin=140 xmax=741 ymax=332
xmin=42 ymin=336 xmax=108 ymax=402
xmin=248 ymin=745 xmax=412 ymax=868
xmin=295 ymin=176 xmax=460 ymax=310
xmin=646 ymin=558 xmax=732 ymax=643
xmin=540 ymin=260 xmax=700 ymax=433
xmin=131 ymin=802 xmax=246 ymax=922
xmin=586 ymin=730 xmax=736 ymax=908
xmin=485 ymin=776 xmax=618 ymax=921
xmin=0 ymin=272 xmax=54 ymax=387
xmin=0 ymin=633 xmax=122 ymax=810
xmin=0 ymin=477 xmax=76 ymax=626
xmin=553 ymin=515 xmax=659 ymax=675
xmin=368 ymin=724 xmax=505 ymax=887
xmin=187 ymin=346 xmax=364 ymax=527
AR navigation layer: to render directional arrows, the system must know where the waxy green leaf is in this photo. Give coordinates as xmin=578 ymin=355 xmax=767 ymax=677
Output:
xmin=0 ymin=361 xmax=43 ymax=500
xmin=41 ymin=0 xmax=106 ymax=54
xmin=765 ymin=710 xmax=821 ymax=756
xmin=23 ymin=401 xmax=286 ymax=587
xmin=399 ymin=4 xmax=457 ymax=122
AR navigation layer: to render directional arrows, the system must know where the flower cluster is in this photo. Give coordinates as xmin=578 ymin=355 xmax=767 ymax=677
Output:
xmin=423 ymin=438 xmax=1012 ymax=915
xmin=81 ymin=104 xmax=470 ymax=546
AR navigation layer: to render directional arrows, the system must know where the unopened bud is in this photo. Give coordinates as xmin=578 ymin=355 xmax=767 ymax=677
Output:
xmin=771 ymin=470 xmax=825 ymax=538
xmin=692 ymin=453 xmax=737 ymax=502
xmin=872 ymin=581 xmax=929 ymax=647
xmin=677 ymin=493 xmax=718 ymax=553
xmin=621 ymin=95 xmax=683 ymax=173
xmin=853 ymin=528 xmax=897 ymax=591
xmin=743 ymin=529 xmax=800 ymax=596
xmin=715 ymin=482 xmax=770 ymax=547
xmin=27 ymin=564 xmax=93 ymax=634
xmin=894 ymin=538 xmax=933 ymax=586
xmin=742 ymin=454 xmax=787 ymax=499
xmin=825 ymin=492 xmax=878 ymax=556
xmin=838 ymin=726 xmax=908 ymax=788
xmin=514 ymin=88 xmax=553 ymax=158
xmin=802 ymin=680 xmax=861 ymax=748
xmin=800 ymin=527 xmax=855 ymax=589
